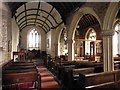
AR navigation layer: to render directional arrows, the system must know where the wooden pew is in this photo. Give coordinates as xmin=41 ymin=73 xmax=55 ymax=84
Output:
xmin=60 ymin=65 xmax=76 ymax=86
xmin=9 ymin=62 xmax=34 ymax=66
xmin=2 ymin=59 xmax=39 ymax=89
xmin=56 ymin=61 xmax=75 ymax=80
xmin=78 ymin=71 xmax=116 ymax=90
xmin=3 ymin=61 xmax=35 ymax=71
xmin=115 ymin=70 xmax=120 ymax=89
xmin=2 ymin=68 xmax=38 ymax=89
xmin=56 ymin=63 xmax=76 ymax=80
xmin=5 ymin=65 xmax=36 ymax=70
xmin=2 ymin=60 xmax=14 ymax=70
xmin=56 ymin=61 xmax=103 ymax=80
xmin=67 ymin=67 xmax=95 ymax=89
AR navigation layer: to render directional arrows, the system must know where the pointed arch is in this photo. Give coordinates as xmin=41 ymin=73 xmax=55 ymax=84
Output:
xmin=54 ymin=23 xmax=65 ymax=57
xmin=85 ymin=28 xmax=96 ymax=54
xmin=67 ymin=7 xmax=101 ymax=41
xmin=103 ymin=2 xmax=120 ymax=30
xmin=66 ymin=7 xmax=101 ymax=61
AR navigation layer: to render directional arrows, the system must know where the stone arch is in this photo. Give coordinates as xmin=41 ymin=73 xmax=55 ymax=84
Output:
xmin=103 ymin=2 xmax=119 ymax=30
xmin=54 ymin=23 xmax=65 ymax=57
xmin=66 ymin=7 xmax=101 ymax=61
xmin=67 ymin=7 xmax=101 ymax=41
xmin=102 ymin=2 xmax=119 ymax=72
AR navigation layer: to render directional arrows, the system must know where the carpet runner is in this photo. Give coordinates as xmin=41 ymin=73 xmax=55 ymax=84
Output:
xmin=37 ymin=66 xmax=61 ymax=90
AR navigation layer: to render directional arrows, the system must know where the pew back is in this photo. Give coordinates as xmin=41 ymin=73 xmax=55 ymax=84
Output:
xmin=67 ymin=67 xmax=95 ymax=89
xmin=3 ymin=71 xmax=37 ymax=85
xmin=78 ymin=71 xmax=116 ymax=90
xmin=72 ymin=68 xmax=95 ymax=77
xmin=115 ymin=70 xmax=120 ymax=89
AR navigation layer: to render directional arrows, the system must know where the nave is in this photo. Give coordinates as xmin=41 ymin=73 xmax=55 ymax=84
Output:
xmin=2 ymin=53 xmax=120 ymax=90
xmin=2 ymin=57 xmax=62 ymax=90
xmin=0 ymin=1 xmax=120 ymax=90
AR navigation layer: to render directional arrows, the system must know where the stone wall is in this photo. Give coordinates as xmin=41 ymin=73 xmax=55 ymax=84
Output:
xmin=0 ymin=2 xmax=12 ymax=66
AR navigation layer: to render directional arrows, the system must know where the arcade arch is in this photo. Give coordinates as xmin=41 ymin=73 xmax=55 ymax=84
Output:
xmin=66 ymin=7 xmax=101 ymax=61
xmin=102 ymin=2 xmax=120 ymax=71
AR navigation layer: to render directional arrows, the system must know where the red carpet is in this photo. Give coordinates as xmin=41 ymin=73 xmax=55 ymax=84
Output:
xmin=37 ymin=66 xmax=61 ymax=90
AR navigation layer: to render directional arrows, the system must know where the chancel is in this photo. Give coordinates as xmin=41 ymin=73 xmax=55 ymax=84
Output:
xmin=1 ymin=1 xmax=120 ymax=90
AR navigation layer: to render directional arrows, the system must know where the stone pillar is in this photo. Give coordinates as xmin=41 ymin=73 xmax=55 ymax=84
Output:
xmin=55 ymin=43 xmax=58 ymax=57
xmin=118 ymin=31 xmax=120 ymax=54
xmin=68 ymin=39 xmax=74 ymax=61
xmin=0 ymin=1 xmax=2 ymax=66
xmin=101 ymin=30 xmax=115 ymax=72
xmin=54 ymin=43 xmax=59 ymax=61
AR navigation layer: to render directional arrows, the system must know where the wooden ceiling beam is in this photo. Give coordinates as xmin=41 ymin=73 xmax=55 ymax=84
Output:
xmin=16 ymin=8 xmax=59 ymax=24
xmin=24 ymin=4 xmax=27 ymax=26
xmin=19 ymin=18 xmax=50 ymax=29
xmin=34 ymin=2 xmax=40 ymax=24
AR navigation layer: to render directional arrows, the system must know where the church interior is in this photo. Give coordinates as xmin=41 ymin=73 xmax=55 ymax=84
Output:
xmin=0 ymin=1 xmax=120 ymax=90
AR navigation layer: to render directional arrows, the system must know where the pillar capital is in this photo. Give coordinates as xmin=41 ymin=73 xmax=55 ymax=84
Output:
xmin=101 ymin=29 xmax=115 ymax=36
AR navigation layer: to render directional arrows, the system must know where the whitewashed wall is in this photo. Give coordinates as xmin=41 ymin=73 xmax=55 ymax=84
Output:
xmin=46 ymin=30 xmax=51 ymax=54
xmin=51 ymin=29 xmax=56 ymax=57
xmin=12 ymin=17 xmax=19 ymax=53
xmin=46 ymin=24 xmax=65 ymax=58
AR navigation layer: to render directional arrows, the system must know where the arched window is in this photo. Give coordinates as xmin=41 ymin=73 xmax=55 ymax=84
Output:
xmin=113 ymin=23 xmax=120 ymax=56
xmin=85 ymin=28 xmax=96 ymax=55
xmin=60 ymin=29 xmax=68 ymax=55
xmin=28 ymin=28 xmax=39 ymax=50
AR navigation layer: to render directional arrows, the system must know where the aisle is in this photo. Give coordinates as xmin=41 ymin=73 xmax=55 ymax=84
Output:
xmin=37 ymin=66 xmax=61 ymax=90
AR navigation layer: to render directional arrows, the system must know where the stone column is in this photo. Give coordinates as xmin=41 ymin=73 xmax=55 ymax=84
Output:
xmin=55 ymin=43 xmax=58 ymax=57
xmin=118 ymin=31 xmax=120 ymax=54
xmin=0 ymin=2 xmax=2 ymax=66
xmin=54 ymin=43 xmax=59 ymax=61
xmin=101 ymin=30 xmax=115 ymax=72
xmin=68 ymin=39 xmax=74 ymax=61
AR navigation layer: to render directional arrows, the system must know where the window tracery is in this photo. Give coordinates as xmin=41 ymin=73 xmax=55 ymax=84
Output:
xmin=86 ymin=28 xmax=96 ymax=54
xmin=28 ymin=28 xmax=39 ymax=50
